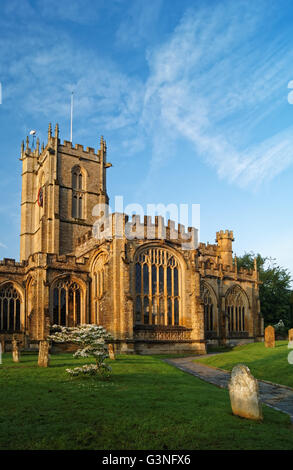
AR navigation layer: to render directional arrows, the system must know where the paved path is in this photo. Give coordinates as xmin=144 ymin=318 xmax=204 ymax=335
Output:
xmin=165 ymin=356 xmax=293 ymax=422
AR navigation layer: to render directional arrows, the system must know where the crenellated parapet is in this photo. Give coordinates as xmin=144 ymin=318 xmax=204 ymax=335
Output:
xmin=26 ymin=252 xmax=88 ymax=268
xmin=59 ymin=140 xmax=101 ymax=162
xmin=76 ymin=213 xmax=198 ymax=251
xmin=216 ymin=229 xmax=234 ymax=242
xmin=20 ymin=123 xmax=111 ymax=168
xmin=0 ymin=258 xmax=26 ymax=268
xmin=198 ymin=256 xmax=255 ymax=282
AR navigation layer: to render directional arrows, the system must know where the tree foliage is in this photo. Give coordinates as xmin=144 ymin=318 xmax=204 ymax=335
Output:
xmin=236 ymin=252 xmax=293 ymax=328
xmin=48 ymin=324 xmax=113 ymax=378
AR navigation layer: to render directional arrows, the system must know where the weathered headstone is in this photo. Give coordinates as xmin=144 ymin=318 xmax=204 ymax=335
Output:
xmin=288 ymin=328 xmax=293 ymax=342
xmin=12 ymin=338 xmax=20 ymax=363
xmin=108 ymin=343 xmax=115 ymax=360
xmin=38 ymin=340 xmax=50 ymax=367
xmin=228 ymin=364 xmax=262 ymax=421
xmin=264 ymin=325 xmax=275 ymax=348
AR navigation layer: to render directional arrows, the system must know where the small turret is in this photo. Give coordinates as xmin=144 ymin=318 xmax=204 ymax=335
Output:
xmin=48 ymin=123 xmax=52 ymax=140
xmin=55 ymin=123 xmax=59 ymax=140
xmin=36 ymin=138 xmax=40 ymax=156
xmin=216 ymin=230 xmax=234 ymax=267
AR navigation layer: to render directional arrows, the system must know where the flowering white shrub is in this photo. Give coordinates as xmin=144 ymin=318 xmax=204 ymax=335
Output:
xmin=48 ymin=324 xmax=113 ymax=378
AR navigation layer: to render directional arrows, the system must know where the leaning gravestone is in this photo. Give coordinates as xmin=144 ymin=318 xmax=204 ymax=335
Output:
xmin=38 ymin=340 xmax=50 ymax=367
xmin=264 ymin=325 xmax=275 ymax=348
xmin=108 ymin=343 xmax=115 ymax=360
xmin=12 ymin=338 xmax=20 ymax=363
xmin=228 ymin=364 xmax=263 ymax=421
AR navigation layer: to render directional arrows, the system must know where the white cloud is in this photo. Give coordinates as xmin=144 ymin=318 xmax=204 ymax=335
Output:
xmin=1 ymin=0 xmax=293 ymax=190
xmin=116 ymin=0 xmax=163 ymax=48
xmin=141 ymin=1 xmax=293 ymax=188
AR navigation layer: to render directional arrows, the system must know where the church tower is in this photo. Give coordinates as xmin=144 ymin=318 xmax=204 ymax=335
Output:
xmin=20 ymin=124 xmax=112 ymax=261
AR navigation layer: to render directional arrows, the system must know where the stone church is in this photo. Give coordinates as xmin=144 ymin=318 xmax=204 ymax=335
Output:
xmin=0 ymin=124 xmax=263 ymax=354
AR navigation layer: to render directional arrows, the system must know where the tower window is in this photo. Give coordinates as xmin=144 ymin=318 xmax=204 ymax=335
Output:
xmin=72 ymin=169 xmax=83 ymax=190
xmin=72 ymin=167 xmax=84 ymax=219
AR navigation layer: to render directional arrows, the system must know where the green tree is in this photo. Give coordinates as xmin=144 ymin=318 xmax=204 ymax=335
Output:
xmin=236 ymin=252 xmax=292 ymax=328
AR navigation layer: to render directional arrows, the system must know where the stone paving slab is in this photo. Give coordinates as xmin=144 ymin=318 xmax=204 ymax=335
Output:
xmin=165 ymin=356 xmax=293 ymax=423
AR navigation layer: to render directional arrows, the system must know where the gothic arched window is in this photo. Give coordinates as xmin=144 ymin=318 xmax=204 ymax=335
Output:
xmin=225 ymin=286 xmax=247 ymax=333
xmin=202 ymin=286 xmax=215 ymax=332
xmin=134 ymin=248 xmax=181 ymax=326
xmin=92 ymin=253 xmax=108 ymax=324
xmin=72 ymin=168 xmax=83 ymax=190
xmin=0 ymin=283 xmax=21 ymax=332
xmin=52 ymin=280 xmax=82 ymax=327
xmin=72 ymin=167 xmax=84 ymax=219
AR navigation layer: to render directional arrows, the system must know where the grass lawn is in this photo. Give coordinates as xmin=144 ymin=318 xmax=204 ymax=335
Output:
xmin=0 ymin=352 xmax=292 ymax=450
xmin=196 ymin=341 xmax=293 ymax=388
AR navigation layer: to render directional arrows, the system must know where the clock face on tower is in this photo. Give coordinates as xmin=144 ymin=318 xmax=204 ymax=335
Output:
xmin=37 ymin=187 xmax=43 ymax=207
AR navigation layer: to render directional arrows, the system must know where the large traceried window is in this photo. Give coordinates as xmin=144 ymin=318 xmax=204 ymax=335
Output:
xmin=135 ymin=248 xmax=180 ymax=326
xmin=53 ymin=280 xmax=82 ymax=327
xmin=92 ymin=252 xmax=108 ymax=324
xmin=225 ymin=286 xmax=246 ymax=333
xmin=201 ymin=284 xmax=215 ymax=332
xmin=0 ymin=283 xmax=21 ymax=332
xmin=72 ymin=167 xmax=84 ymax=219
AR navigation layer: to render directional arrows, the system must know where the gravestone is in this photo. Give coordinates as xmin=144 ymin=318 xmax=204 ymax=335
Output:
xmin=264 ymin=325 xmax=275 ymax=348
xmin=228 ymin=364 xmax=262 ymax=421
xmin=12 ymin=338 xmax=20 ymax=363
xmin=38 ymin=340 xmax=50 ymax=367
xmin=108 ymin=343 xmax=115 ymax=360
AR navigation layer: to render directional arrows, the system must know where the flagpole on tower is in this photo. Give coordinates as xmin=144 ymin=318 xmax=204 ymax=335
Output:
xmin=70 ymin=92 xmax=74 ymax=143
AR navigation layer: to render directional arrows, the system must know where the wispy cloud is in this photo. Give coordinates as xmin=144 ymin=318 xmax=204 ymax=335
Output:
xmin=1 ymin=0 xmax=293 ymax=190
xmin=0 ymin=242 xmax=7 ymax=249
xmin=141 ymin=1 xmax=293 ymax=188
xmin=115 ymin=0 xmax=163 ymax=48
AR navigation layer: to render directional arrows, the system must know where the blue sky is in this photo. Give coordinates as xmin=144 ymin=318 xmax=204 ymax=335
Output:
xmin=0 ymin=0 xmax=293 ymax=279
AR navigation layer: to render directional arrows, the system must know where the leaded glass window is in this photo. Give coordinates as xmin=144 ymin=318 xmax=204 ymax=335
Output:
xmin=135 ymin=248 xmax=180 ymax=326
xmin=226 ymin=286 xmax=246 ymax=332
xmin=0 ymin=284 xmax=21 ymax=331
xmin=53 ymin=280 xmax=82 ymax=326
